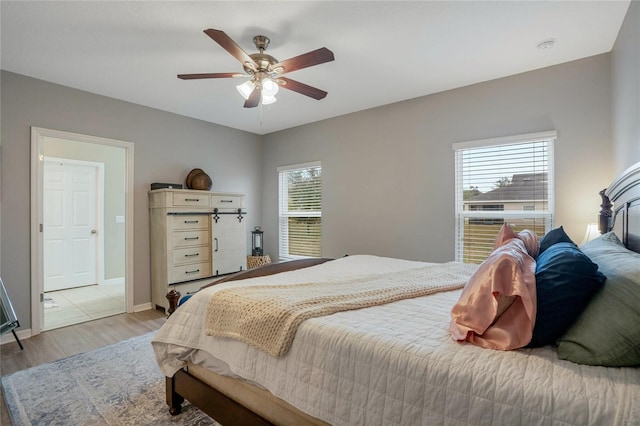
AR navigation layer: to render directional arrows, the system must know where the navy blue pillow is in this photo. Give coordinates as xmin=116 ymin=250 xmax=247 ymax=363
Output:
xmin=177 ymin=294 xmax=193 ymax=306
xmin=528 ymin=242 xmax=606 ymax=347
xmin=538 ymin=226 xmax=574 ymax=256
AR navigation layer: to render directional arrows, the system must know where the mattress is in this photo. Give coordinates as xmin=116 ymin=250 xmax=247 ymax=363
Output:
xmin=152 ymin=255 xmax=640 ymax=425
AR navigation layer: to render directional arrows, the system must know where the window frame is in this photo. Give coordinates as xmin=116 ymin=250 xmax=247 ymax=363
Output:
xmin=277 ymin=161 xmax=322 ymax=261
xmin=453 ymin=131 xmax=556 ymax=263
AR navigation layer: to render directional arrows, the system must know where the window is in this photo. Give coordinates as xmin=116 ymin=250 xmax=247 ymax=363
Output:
xmin=453 ymin=131 xmax=555 ymax=264
xmin=278 ymin=162 xmax=322 ymax=260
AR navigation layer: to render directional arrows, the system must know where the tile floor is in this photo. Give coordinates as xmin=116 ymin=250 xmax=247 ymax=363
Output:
xmin=43 ymin=284 xmax=125 ymax=330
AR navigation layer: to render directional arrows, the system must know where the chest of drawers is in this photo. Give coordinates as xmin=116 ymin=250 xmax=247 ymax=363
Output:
xmin=149 ymin=189 xmax=246 ymax=312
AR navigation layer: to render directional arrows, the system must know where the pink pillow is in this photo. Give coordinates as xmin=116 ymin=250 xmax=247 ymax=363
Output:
xmin=450 ymin=225 xmax=538 ymax=350
xmin=493 ymin=222 xmax=518 ymax=248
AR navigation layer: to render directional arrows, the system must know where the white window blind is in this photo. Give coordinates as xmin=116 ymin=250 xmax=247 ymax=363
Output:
xmin=453 ymin=132 xmax=555 ymax=264
xmin=278 ymin=162 xmax=322 ymax=260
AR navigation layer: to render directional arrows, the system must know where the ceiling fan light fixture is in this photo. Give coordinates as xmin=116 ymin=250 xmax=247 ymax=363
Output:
xmin=262 ymin=78 xmax=279 ymax=97
xmin=262 ymin=95 xmax=277 ymax=105
xmin=236 ymin=80 xmax=255 ymax=100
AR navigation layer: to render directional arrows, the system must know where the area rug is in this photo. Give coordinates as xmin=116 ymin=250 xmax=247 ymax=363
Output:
xmin=1 ymin=332 xmax=217 ymax=425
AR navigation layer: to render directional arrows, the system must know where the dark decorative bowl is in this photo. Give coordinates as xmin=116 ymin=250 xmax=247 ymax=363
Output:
xmin=190 ymin=172 xmax=212 ymax=190
xmin=186 ymin=168 xmax=204 ymax=188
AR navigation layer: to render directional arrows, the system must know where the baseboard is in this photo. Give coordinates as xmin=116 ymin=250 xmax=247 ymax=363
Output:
xmin=102 ymin=277 xmax=125 ymax=286
xmin=0 ymin=328 xmax=32 ymax=345
xmin=1 ymin=304 xmax=156 ymax=345
xmin=133 ymin=302 xmax=153 ymax=313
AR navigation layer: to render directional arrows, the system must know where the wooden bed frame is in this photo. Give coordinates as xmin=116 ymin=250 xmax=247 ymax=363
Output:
xmin=166 ymin=162 xmax=640 ymax=425
xmin=600 ymin=162 xmax=640 ymax=252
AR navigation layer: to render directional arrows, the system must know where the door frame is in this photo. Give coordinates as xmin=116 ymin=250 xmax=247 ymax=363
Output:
xmin=43 ymin=157 xmax=105 ymax=291
xmin=30 ymin=127 xmax=135 ymax=335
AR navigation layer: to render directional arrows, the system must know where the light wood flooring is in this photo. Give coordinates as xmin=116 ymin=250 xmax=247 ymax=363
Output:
xmin=0 ymin=308 xmax=167 ymax=425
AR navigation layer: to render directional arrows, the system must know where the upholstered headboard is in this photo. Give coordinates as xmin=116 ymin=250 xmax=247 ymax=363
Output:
xmin=598 ymin=161 xmax=640 ymax=254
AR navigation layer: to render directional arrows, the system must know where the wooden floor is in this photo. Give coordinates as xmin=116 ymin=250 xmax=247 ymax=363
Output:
xmin=0 ymin=308 xmax=167 ymax=425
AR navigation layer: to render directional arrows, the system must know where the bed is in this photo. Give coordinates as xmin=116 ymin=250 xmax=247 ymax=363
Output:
xmin=152 ymin=161 xmax=640 ymax=426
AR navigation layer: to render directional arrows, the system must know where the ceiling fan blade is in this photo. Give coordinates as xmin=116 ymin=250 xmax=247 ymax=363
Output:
xmin=273 ymin=48 xmax=334 ymax=74
xmin=178 ymin=72 xmax=244 ymax=80
xmin=278 ymin=77 xmax=328 ymax=100
xmin=244 ymin=87 xmax=262 ymax=108
xmin=204 ymin=29 xmax=257 ymax=70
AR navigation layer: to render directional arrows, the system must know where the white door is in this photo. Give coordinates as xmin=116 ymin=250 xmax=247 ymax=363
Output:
xmin=44 ymin=160 xmax=98 ymax=291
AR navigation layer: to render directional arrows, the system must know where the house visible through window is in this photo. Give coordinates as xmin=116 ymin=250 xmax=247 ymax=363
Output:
xmin=278 ymin=162 xmax=322 ymax=260
xmin=453 ymin=132 xmax=555 ymax=264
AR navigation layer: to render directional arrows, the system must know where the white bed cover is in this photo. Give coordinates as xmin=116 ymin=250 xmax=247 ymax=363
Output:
xmin=152 ymin=255 xmax=640 ymax=426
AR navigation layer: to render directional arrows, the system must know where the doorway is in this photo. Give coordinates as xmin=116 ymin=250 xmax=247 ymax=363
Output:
xmin=43 ymin=158 xmax=102 ymax=292
xmin=31 ymin=127 xmax=134 ymax=334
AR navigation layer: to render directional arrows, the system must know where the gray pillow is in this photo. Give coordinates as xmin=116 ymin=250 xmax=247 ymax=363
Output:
xmin=556 ymin=232 xmax=640 ymax=367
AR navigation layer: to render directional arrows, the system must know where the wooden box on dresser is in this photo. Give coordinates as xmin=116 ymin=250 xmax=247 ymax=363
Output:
xmin=149 ymin=189 xmax=246 ymax=312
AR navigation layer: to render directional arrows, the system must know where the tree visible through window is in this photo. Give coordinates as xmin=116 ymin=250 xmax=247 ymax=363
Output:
xmin=278 ymin=162 xmax=322 ymax=260
xmin=453 ymin=132 xmax=556 ymax=263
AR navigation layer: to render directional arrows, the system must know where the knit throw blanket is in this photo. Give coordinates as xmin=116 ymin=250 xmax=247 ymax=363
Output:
xmin=205 ymin=262 xmax=478 ymax=357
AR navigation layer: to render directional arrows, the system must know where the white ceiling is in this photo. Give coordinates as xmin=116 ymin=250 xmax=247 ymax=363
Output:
xmin=1 ymin=1 xmax=631 ymax=135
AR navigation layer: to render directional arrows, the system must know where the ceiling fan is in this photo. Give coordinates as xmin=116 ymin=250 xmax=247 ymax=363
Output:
xmin=178 ymin=29 xmax=335 ymax=108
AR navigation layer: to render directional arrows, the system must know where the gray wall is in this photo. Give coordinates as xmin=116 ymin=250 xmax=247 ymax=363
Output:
xmin=262 ymin=54 xmax=613 ymax=262
xmin=611 ymin=0 xmax=640 ymax=173
xmin=1 ymin=71 xmax=262 ymax=329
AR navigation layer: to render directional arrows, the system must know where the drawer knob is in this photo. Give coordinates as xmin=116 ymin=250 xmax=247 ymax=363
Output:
xmin=184 ymin=253 xmax=200 ymax=257
xmin=184 ymin=236 xmax=199 ymax=241
xmin=184 ymin=198 xmax=200 ymax=202
xmin=185 ymin=269 xmax=200 ymax=274
xmin=184 ymin=220 xmax=199 ymax=224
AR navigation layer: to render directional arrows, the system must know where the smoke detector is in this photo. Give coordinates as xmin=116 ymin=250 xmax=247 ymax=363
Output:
xmin=537 ymin=38 xmax=556 ymax=50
